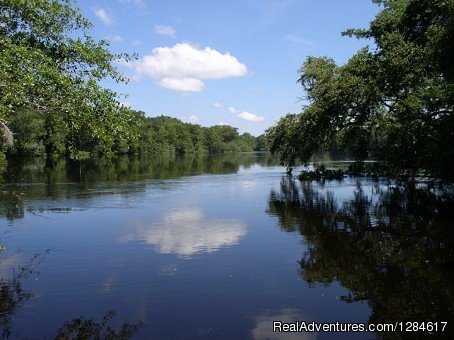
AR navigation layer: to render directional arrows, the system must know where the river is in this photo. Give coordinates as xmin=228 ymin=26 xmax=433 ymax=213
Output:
xmin=0 ymin=153 xmax=453 ymax=339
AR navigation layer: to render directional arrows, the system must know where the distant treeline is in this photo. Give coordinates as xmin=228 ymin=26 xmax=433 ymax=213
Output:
xmin=7 ymin=108 xmax=268 ymax=158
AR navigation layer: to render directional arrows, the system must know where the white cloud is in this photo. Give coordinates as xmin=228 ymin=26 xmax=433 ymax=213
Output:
xmin=118 ymin=0 xmax=145 ymax=7
xmin=132 ymin=39 xmax=142 ymax=46
xmin=159 ymin=77 xmax=204 ymax=92
xmin=180 ymin=114 xmax=200 ymax=123
xmin=110 ymin=35 xmax=123 ymax=42
xmin=93 ymin=7 xmax=114 ymax=26
xmin=101 ymin=276 xmax=117 ymax=294
xmin=187 ymin=115 xmax=199 ymax=123
xmin=252 ymin=309 xmax=316 ymax=340
xmin=228 ymin=106 xmax=238 ymax=114
xmin=237 ymin=111 xmax=264 ymax=122
xmin=248 ymin=0 xmax=296 ymax=25
xmin=155 ymin=25 xmax=176 ymax=37
xmin=121 ymin=209 xmax=247 ymax=258
xmin=214 ymin=101 xmax=223 ymax=108
xmin=128 ymin=43 xmax=247 ymax=93
xmin=228 ymin=105 xmax=263 ymax=122
xmin=285 ymin=34 xmax=313 ymax=45
xmin=0 ymin=253 xmax=24 ymax=276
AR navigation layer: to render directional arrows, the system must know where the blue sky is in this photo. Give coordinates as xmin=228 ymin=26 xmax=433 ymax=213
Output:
xmin=79 ymin=0 xmax=379 ymax=136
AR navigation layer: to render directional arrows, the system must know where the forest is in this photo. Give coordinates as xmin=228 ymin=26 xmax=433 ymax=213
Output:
xmin=5 ymin=108 xmax=267 ymax=157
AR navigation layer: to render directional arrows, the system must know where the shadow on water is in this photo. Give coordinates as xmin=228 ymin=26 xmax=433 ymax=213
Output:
xmin=267 ymin=176 xmax=454 ymax=338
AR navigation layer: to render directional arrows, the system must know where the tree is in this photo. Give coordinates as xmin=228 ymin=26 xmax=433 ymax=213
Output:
xmin=254 ymin=134 xmax=269 ymax=152
xmin=267 ymin=0 xmax=454 ymax=179
xmin=0 ymin=0 xmax=135 ymax=159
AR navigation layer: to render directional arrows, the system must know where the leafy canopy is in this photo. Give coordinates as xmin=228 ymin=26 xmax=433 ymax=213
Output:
xmin=267 ymin=0 xmax=454 ymax=179
xmin=0 ymin=0 xmax=135 ymax=158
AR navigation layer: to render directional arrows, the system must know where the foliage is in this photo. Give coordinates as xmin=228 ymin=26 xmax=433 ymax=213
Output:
xmin=298 ymin=164 xmax=345 ymax=181
xmin=122 ymin=113 xmax=264 ymax=156
xmin=0 ymin=0 xmax=135 ymax=159
xmin=267 ymin=0 xmax=454 ymax=179
xmin=265 ymin=114 xmax=302 ymax=170
xmin=254 ymin=134 xmax=268 ymax=151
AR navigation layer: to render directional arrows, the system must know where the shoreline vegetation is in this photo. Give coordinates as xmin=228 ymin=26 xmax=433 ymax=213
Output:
xmin=297 ymin=162 xmax=454 ymax=185
xmin=2 ymin=111 xmax=269 ymax=159
xmin=267 ymin=0 xmax=453 ymax=181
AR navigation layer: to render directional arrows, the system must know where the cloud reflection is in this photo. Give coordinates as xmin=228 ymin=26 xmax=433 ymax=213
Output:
xmin=252 ymin=309 xmax=316 ymax=340
xmin=122 ymin=209 xmax=247 ymax=258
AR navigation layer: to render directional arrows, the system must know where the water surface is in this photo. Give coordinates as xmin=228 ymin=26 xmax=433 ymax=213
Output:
xmin=0 ymin=154 xmax=453 ymax=339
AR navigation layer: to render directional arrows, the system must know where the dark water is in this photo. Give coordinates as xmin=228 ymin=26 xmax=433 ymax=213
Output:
xmin=0 ymin=154 xmax=453 ymax=339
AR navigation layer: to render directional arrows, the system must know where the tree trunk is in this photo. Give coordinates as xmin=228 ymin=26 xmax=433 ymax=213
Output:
xmin=0 ymin=120 xmax=13 ymax=148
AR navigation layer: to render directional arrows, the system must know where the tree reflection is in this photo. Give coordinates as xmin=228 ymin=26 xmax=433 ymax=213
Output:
xmin=5 ymin=153 xmax=277 ymax=185
xmin=268 ymin=176 xmax=454 ymax=336
xmin=1 ymin=153 xmax=278 ymax=221
xmin=55 ymin=310 xmax=142 ymax=340
xmin=0 ymin=250 xmax=141 ymax=339
xmin=0 ymin=250 xmax=50 ymax=338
